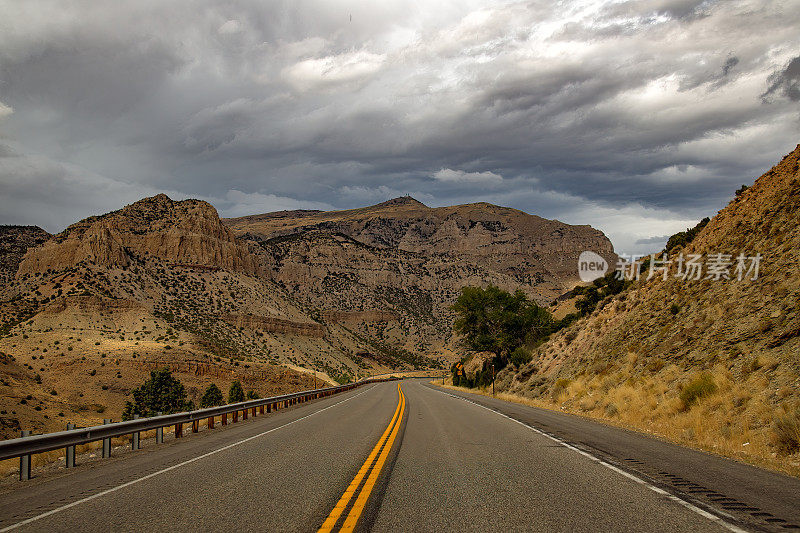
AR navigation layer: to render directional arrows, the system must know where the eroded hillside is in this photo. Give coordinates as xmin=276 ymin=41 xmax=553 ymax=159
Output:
xmin=497 ymin=144 xmax=800 ymax=473
xmin=226 ymin=196 xmax=616 ymax=357
xmin=0 ymin=196 xmax=432 ymax=438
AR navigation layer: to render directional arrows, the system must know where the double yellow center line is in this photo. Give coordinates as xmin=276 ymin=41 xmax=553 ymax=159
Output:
xmin=318 ymin=384 xmax=405 ymax=532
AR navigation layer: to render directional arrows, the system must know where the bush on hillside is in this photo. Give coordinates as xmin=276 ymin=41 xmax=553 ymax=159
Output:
xmin=772 ymin=409 xmax=800 ymax=455
xmin=510 ymin=346 xmax=532 ymax=367
xmin=679 ymin=373 xmax=717 ymax=409
xmin=122 ymin=369 xmax=194 ymax=420
xmin=199 ymin=383 xmax=224 ymax=408
xmin=228 ymin=381 xmax=245 ymax=403
xmin=665 ymin=217 xmax=710 ymax=253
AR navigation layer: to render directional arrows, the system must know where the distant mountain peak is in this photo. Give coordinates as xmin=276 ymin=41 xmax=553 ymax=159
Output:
xmin=372 ymin=196 xmax=428 ymax=209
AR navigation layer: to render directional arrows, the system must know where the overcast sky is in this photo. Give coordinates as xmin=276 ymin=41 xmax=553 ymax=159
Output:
xmin=1 ymin=0 xmax=798 ymax=254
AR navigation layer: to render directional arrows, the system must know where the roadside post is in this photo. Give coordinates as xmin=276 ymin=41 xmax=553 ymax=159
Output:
xmin=66 ymin=423 xmax=76 ymax=468
xmin=102 ymin=419 xmax=111 ymax=458
xmin=19 ymin=430 xmax=31 ymax=481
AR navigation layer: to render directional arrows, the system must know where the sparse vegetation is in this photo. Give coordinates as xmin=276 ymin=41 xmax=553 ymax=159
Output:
xmin=665 ymin=217 xmax=710 ymax=253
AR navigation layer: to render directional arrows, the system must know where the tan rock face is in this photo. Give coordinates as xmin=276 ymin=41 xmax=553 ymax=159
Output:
xmin=223 ymin=313 xmax=326 ymax=338
xmin=226 ymin=198 xmax=616 ymax=356
xmin=226 ymin=197 xmax=615 ymax=293
xmin=18 ymin=194 xmax=260 ymax=276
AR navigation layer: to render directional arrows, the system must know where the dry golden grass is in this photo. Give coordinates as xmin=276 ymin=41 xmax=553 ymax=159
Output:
xmin=434 ymin=372 xmax=800 ymax=479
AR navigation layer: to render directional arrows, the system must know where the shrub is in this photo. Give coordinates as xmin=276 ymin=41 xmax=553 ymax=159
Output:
xmin=670 ymin=304 xmax=680 ymax=315
xmin=646 ymin=358 xmax=665 ymax=372
xmin=551 ymin=378 xmax=571 ymax=401
xmin=510 ymin=347 xmax=532 ymax=367
xmin=200 ymin=383 xmax=224 ymax=408
xmin=772 ymin=410 xmax=800 ymax=455
xmin=228 ymin=381 xmax=245 ymax=403
xmin=679 ymin=373 xmax=717 ymax=409
xmin=246 ymin=390 xmax=260 ymax=400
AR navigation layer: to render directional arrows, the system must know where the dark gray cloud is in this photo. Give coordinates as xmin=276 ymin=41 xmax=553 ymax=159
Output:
xmin=0 ymin=0 xmax=798 ymax=254
xmin=763 ymin=56 xmax=800 ymax=102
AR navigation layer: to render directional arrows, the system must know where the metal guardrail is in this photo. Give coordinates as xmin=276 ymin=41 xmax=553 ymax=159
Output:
xmin=1 ymin=377 xmax=399 ymax=480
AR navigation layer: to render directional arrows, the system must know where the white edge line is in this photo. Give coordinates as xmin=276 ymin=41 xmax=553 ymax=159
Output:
xmin=434 ymin=388 xmax=749 ymax=533
xmin=1 ymin=385 xmax=376 ymax=532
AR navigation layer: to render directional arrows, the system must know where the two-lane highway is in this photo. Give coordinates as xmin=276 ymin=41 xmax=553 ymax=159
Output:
xmin=1 ymin=379 xmax=797 ymax=532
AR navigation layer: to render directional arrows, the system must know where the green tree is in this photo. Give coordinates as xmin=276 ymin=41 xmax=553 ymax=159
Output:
xmin=665 ymin=217 xmax=710 ymax=253
xmin=451 ymin=285 xmax=553 ymax=363
xmin=199 ymin=383 xmax=224 ymax=408
xmin=246 ymin=389 xmax=260 ymax=400
xmin=122 ymin=369 xmax=193 ymax=420
xmin=228 ymin=381 xmax=245 ymax=403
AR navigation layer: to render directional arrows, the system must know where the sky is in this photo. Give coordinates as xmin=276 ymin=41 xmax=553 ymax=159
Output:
xmin=1 ymin=0 xmax=799 ymax=255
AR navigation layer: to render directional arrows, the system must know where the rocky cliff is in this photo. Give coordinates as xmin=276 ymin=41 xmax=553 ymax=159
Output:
xmin=225 ymin=197 xmax=616 ymax=357
xmin=227 ymin=197 xmax=615 ymax=295
xmin=0 ymin=225 xmax=50 ymax=291
xmin=18 ymin=194 xmax=259 ymax=276
xmin=0 ymin=192 xmax=618 ymax=438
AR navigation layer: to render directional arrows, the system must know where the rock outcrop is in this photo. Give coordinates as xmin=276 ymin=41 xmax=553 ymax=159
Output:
xmin=18 ymin=194 xmax=259 ymax=276
xmin=225 ymin=198 xmax=616 ymax=355
xmin=226 ymin=197 xmax=615 ymax=294
xmin=0 ymin=225 xmax=50 ymax=289
xmin=223 ymin=313 xmax=326 ymax=337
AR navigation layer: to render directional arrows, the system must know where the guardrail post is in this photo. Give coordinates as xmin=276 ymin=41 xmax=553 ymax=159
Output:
xmin=66 ymin=423 xmax=76 ymax=468
xmin=259 ymin=405 xmax=264 ymax=415
xmin=207 ymin=416 xmax=214 ymax=429
xmin=192 ymin=419 xmax=199 ymax=433
xmin=102 ymin=419 xmax=111 ymax=458
xmin=19 ymin=430 xmax=31 ymax=481
xmin=221 ymin=412 xmax=227 ymax=426
xmin=252 ymin=406 xmax=257 ymax=417
xmin=132 ymin=415 xmax=140 ymax=450
xmin=175 ymin=422 xmax=183 ymax=439
xmin=242 ymin=408 xmax=248 ymax=420
xmin=267 ymin=403 xmax=272 ymax=413
xmin=156 ymin=412 xmax=163 ymax=443
xmin=233 ymin=410 xmax=238 ymax=423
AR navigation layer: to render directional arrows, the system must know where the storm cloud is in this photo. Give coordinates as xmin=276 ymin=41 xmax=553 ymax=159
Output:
xmin=0 ymin=0 xmax=798 ymax=254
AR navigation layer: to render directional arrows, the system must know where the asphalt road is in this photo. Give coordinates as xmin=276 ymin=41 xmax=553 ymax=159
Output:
xmin=0 ymin=379 xmax=797 ymax=532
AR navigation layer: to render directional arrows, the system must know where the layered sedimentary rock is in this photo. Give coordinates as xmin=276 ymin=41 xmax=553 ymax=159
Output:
xmin=18 ymin=194 xmax=259 ymax=276
xmin=227 ymin=197 xmax=615 ymax=295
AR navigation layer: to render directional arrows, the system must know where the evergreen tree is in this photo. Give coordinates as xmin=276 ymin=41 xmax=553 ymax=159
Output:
xmin=122 ymin=369 xmax=193 ymax=420
xmin=228 ymin=381 xmax=245 ymax=403
xmin=199 ymin=383 xmax=224 ymax=408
